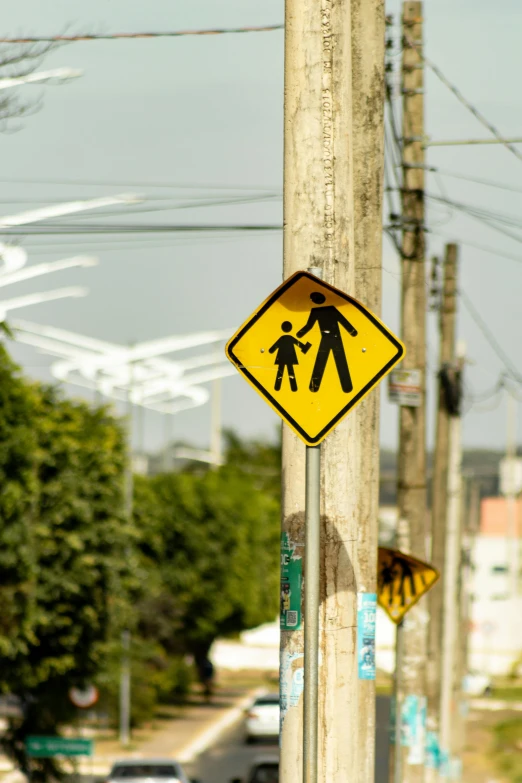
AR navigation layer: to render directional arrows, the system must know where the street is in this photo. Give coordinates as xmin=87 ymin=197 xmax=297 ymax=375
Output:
xmin=186 ymin=696 xmax=390 ymax=783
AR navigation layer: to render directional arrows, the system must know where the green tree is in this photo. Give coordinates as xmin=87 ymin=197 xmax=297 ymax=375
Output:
xmin=0 ymin=347 xmax=39 ymax=670
xmin=134 ymin=452 xmax=280 ymax=672
xmin=0 ymin=350 xmax=128 ymax=781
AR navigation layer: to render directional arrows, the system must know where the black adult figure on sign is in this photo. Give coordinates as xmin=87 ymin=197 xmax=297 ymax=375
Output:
xmin=296 ymin=292 xmax=358 ymax=393
xmin=397 ymin=559 xmax=416 ymax=607
xmin=269 ymin=321 xmax=311 ymax=392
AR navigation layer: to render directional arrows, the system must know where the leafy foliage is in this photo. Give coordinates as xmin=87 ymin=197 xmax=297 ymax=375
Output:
xmin=134 ymin=447 xmax=280 ymax=663
xmin=0 ymin=347 xmax=128 ymax=780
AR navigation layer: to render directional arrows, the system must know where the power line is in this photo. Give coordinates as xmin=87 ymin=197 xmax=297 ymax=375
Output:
xmin=0 ymin=25 xmax=284 ymax=44
xmin=427 ymin=194 xmax=522 ymax=245
xmin=435 ymin=168 xmax=522 ymax=196
xmin=0 ymin=223 xmax=283 ymax=235
xmin=430 ymin=232 xmax=522 ymax=266
xmin=66 ymin=193 xmax=281 ymax=219
xmin=403 ymin=33 xmax=522 ymax=166
xmin=458 ymin=288 xmax=522 ymax=384
xmin=0 ymin=176 xmax=280 ymax=192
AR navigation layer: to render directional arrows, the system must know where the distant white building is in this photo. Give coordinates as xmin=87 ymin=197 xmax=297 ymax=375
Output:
xmin=468 ymin=496 xmax=522 ymax=675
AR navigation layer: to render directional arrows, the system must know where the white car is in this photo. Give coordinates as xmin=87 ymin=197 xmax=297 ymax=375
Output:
xmin=245 ymin=694 xmax=280 ymax=742
xmin=462 ymin=671 xmax=492 ymax=697
xmin=106 ymin=759 xmax=195 ymax=783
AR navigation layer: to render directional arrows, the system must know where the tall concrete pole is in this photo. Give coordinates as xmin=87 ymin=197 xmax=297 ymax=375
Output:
xmin=351 ymin=1 xmax=386 ymax=779
xmin=281 ymin=1 xmax=385 ymax=781
xmin=440 ymin=345 xmax=465 ymax=772
xmin=392 ymin=3 xmax=427 ymax=781
xmin=426 ymin=243 xmax=458 ymax=774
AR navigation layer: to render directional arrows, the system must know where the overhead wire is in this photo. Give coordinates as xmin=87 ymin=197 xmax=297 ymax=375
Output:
xmin=0 ymin=222 xmax=283 ymax=235
xmin=434 ymin=167 xmax=522 ymax=196
xmin=0 ymin=25 xmax=284 ymax=44
xmin=0 ymin=175 xmax=281 ymax=192
xmin=458 ymin=288 xmax=522 ymax=385
xmin=403 ymin=33 xmax=522 ymax=166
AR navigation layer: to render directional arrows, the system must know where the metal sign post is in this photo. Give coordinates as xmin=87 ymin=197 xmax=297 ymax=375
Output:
xmin=304 ymin=445 xmax=321 ymax=783
xmin=393 ymin=620 xmax=404 ymax=783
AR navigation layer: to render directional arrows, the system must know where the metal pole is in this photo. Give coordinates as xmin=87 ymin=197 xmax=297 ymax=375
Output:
xmin=210 ymin=370 xmax=222 ymax=469
xmin=393 ymin=621 xmax=404 ymax=783
xmin=119 ymin=629 xmax=131 ymax=747
xmin=119 ymin=365 xmax=134 ymax=747
xmin=304 ymin=445 xmax=321 ymax=783
xmin=424 ymin=136 xmax=522 ymax=147
xmin=506 ymin=391 xmax=518 ymax=597
xmin=163 ymin=412 xmax=174 ymax=472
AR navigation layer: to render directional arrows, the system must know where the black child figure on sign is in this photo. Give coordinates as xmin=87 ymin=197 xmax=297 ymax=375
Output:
xmin=269 ymin=321 xmax=312 ymax=392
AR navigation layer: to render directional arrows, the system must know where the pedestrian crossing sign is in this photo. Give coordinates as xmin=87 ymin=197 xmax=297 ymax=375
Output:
xmin=225 ymin=271 xmax=405 ymax=445
xmin=378 ymin=547 xmax=440 ymax=624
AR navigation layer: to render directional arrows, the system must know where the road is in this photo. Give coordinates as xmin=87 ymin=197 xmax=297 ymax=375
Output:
xmin=186 ymin=696 xmax=391 ymax=783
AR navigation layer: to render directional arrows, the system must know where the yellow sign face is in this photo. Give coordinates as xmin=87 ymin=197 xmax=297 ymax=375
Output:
xmin=225 ymin=271 xmax=405 ymax=445
xmin=378 ymin=547 xmax=440 ymax=624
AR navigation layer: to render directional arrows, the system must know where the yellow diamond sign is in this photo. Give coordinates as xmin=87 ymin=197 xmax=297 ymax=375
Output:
xmin=378 ymin=547 xmax=440 ymax=624
xmin=225 ymin=271 xmax=405 ymax=445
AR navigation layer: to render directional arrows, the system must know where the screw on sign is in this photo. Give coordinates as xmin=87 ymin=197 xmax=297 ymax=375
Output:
xmin=377 ymin=547 xmax=440 ymax=624
xmin=225 ymin=271 xmax=405 ymax=445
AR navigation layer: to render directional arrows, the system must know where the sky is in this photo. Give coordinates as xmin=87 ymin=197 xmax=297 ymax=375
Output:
xmin=1 ymin=0 xmax=521 ymax=455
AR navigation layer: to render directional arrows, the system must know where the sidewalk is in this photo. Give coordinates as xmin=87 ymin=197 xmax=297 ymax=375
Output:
xmin=84 ymin=685 xmax=262 ymax=775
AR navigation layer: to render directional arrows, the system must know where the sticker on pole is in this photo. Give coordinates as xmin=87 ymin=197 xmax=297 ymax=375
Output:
xmin=225 ymin=271 xmax=405 ymax=445
xmin=280 ymin=532 xmax=302 ymax=630
xmin=388 ymin=369 xmax=422 ymax=407
xmin=377 ymin=547 xmax=439 ymax=624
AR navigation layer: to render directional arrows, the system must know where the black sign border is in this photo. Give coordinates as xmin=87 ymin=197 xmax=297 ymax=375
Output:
xmin=226 ymin=271 xmax=405 ymax=445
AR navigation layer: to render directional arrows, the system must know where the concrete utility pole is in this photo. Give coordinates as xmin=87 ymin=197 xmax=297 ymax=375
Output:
xmin=440 ymin=343 xmax=465 ymax=773
xmin=426 ymin=243 xmax=458 ymax=774
xmin=392 ymin=3 xmax=427 ymax=781
xmin=281 ymin=1 xmax=386 ymax=782
xmin=453 ymin=476 xmax=479 ymax=766
xmin=351 ymin=1 xmax=387 ymax=779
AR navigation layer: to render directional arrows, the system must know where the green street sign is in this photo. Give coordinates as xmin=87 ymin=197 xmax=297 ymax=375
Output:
xmin=26 ymin=736 xmax=93 ymax=758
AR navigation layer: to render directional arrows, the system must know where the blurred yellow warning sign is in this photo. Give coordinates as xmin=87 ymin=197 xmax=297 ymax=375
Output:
xmin=378 ymin=547 xmax=439 ymax=624
xmin=225 ymin=271 xmax=405 ymax=445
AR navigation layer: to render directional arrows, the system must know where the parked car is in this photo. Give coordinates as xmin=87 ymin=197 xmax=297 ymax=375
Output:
xmin=106 ymin=759 xmax=197 ymax=783
xmin=462 ymin=671 xmax=492 ymax=696
xmin=231 ymin=755 xmax=279 ymax=783
xmin=245 ymin=694 xmax=280 ymax=743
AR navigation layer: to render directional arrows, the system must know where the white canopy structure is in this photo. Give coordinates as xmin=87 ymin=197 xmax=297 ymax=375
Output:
xmin=0 ymin=193 xmax=140 ymax=318
xmin=11 ymin=320 xmax=236 ymax=416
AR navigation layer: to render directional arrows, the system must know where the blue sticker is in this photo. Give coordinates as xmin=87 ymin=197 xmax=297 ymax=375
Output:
xmin=439 ymin=750 xmax=450 ymax=779
xmin=401 ymin=695 xmax=419 ymax=747
xmin=357 ymin=593 xmax=376 ymax=680
xmin=425 ymin=731 xmax=441 ymax=769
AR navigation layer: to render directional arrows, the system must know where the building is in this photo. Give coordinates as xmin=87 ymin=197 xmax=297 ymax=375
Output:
xmin=468 ymin=496 xmax=522 ymax=675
